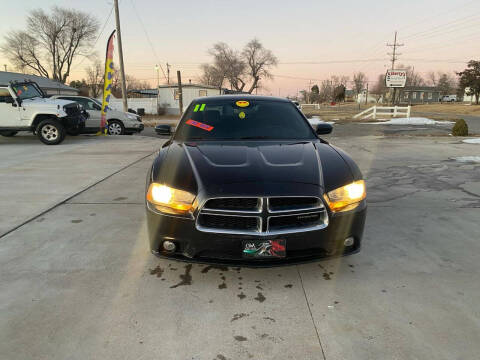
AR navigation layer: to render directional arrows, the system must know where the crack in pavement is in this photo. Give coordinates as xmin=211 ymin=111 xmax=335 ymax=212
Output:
xmin=296 ymin=265 xmax=327 ymax=360
xmin=0 ymin=152 xmax=155 ymax=240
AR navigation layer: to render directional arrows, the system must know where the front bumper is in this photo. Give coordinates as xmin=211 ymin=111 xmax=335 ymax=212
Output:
xmin=146 ymin=200 xmax=366 ymax=265
xmin=126 ymin=123 xmax=144 ymax=133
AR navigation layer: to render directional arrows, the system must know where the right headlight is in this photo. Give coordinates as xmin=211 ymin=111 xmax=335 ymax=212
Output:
xmin=323 ymin=180 xmax=366 ymax=212
xmin=146 ymin=183 xmax=196 ymax=215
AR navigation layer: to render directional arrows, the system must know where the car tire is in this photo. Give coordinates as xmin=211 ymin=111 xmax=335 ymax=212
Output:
xmin=0 ymin=131 xmax=18 ymax=137
xmin=37 ymin=119 xmax=66 ymax=145
xmin=107 ymin=120 xmax=125 ymax=135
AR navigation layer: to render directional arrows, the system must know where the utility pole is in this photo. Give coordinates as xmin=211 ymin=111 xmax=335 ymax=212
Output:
xmin=155 ymin=64 xmax=160 ymax=114
xmin=177 ymin=70 xmax=183 ymax=115
xmin=166 ymin=63 xmax=171 ymax=85
xmin=365 ymin=82 xmax=369 ymax=105
xmin=387 ymin=31 xmax=404 ymax=105
xmin=114 ymin=0 xmax=128 ymax=112
xmin=3 ymin=64 xmax=6 ymax=72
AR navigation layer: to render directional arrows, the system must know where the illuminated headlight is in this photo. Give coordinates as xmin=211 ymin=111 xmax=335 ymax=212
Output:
xmin=323 ymin=180 xmax=366 ymax=212
xmin=146 ymin=183 xmax=195 ymax=215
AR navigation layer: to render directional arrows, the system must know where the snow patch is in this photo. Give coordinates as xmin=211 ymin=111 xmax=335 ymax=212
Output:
xmin=452 ymin=156 xmax=480 ymax=163
xmin=308 ymin=116 xmax=334 ymax=125
xmin=463 ymin=138 xmax=480 ymax=144
xmin=365 ymin=117 xmax=454 ymax=125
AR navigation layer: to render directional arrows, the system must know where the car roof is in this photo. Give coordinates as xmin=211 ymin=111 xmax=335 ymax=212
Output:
xmin=194 ymin=95 xmax=291 ymax=103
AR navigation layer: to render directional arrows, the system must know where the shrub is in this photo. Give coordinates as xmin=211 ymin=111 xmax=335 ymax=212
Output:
xmin=452 ymin=119 xmax=468 ymax=136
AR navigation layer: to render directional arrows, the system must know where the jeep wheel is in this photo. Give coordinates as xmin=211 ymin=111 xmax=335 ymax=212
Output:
xmin=107 ymin=120 xmax=125 ymax=135
xmin=37 ymin=119 xmax=66 ymax=145
xmin=0 ymin=131 xmax=18 ymax=137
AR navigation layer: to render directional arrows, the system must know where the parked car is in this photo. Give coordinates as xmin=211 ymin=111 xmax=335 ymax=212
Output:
xmin=0 ymin=81 xmax=86 ymax=145
xmin=145 ymin=95 xmax=367 ymax=264
xmin=51 ymin=95 xmax=144 ymax=135
xmin=441 ymin=95 xmax=457 ymax=102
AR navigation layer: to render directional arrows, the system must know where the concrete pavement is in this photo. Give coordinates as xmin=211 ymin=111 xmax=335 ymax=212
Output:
xmin=1 ymin=132 xmax=480 ymax=359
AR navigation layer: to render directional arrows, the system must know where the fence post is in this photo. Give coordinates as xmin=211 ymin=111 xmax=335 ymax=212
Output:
xmin=373 ymin=106 xmax=377 ymax=120
xmin=393 ymin=106 xmax=397 ymax=117
xmin=407 ymin=105 xmax=411 ymax=118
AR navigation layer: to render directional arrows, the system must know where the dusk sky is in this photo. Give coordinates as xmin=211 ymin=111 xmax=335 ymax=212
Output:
xmin=1 ymin=0 xmax=479 ymax=96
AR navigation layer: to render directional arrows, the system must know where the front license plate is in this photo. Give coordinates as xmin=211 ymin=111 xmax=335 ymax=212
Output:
xmin=242 ymin=239 xmax=286 ymax=258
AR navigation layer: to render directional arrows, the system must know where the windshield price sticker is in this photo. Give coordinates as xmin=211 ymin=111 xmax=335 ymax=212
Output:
xmin=186 ymin=119 xmax=214 ymax=131
xmin=193 ymin=104 xmax=206 ymax=112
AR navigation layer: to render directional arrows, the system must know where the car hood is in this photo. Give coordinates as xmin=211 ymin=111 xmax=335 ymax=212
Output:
xmin=21 ymin=97 xmax=74 ymax=109
xmin=183 ymin=141 xmax=323 ymax=190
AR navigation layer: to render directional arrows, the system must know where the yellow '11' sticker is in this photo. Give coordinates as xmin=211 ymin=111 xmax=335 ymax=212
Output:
xmin=194 ymin=104 xmax=206 ymax=112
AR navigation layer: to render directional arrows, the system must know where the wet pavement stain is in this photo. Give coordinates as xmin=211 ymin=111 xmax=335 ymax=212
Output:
xmin=284 ymin=284 xmax=293 ymax=288
xmin=170 ymin=264 xmax=193 ymax=288
xmin=334 ymin=301 xmax=339 ymax=304
xmin=113 ymin=196 xmax=128 ymax=201
xmin=201 ymin=265 xmax=229 ymax=273
xmin=221 ymin=275 xmax=226 ymax=281
xmin=218 ymin=283 xmax=227 ymax=289
xmin=234 ymin=336 xmax=247 ymax=342
xmin=149 ymin=266 xmax=164 ymax=278
xmin=254 ymin=292 xmax=266 ymax=303
xmin=215 ymin=355 xmax=227 ymax=360
xmin=263 ymin=316 xmax=276 ymax=322
xmin=231 ymin=313 xmax=249 ymax=322
xmin=323 ymin=272 xmax=331 ymax=280
xmin=237 ymin=292 xmax=246 ymax=300
xmin=238 ymin=277 xmax=242 ymax=280
xmin=89 ymin=213 xmax=96 ymax=216
xmin=381 ymin=289 xmax=387 ymax=293
xmin=71 ymin=219 xmax=83 ymax=223
xmin=256 ymin=285 xmax=263 ymax=290
xmin=348 ymin=264 xmax=355 ymax=268
xmin=36 ymin=218 xmax=45 ymax=223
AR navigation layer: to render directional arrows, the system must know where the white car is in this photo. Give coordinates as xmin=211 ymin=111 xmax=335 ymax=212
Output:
xmin=51 ymin=95 xmax=144 ymax=135
xmin=0 ymin=81 xmax=86 ymax=145
xmin=441 ymin=95 xmax=457 ymax=103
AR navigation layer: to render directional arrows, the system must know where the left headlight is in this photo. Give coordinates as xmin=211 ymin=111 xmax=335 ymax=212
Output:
xmin=323 ymin=180 xmax=366 ymax=212
xmin=146 ymin=183 xmax=196 ymax=215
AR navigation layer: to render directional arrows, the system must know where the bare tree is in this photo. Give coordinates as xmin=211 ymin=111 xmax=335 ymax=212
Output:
xmin=200 ymin=39 xmax=277 ymax=93
xmin=85 ymin=59 xmax=103 ymax=98
xmin=243 ymin=39 xmax=278 ymax=93
xmin=353 ymin=72 xmax=367 ymax=96
xmin=1 ymin=6 xmax=99 ymax=83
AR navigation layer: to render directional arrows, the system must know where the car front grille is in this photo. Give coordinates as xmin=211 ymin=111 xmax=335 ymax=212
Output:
xmin=197 ymin=196 xmax=327 ymax=235
xmin=64 ymin=104 xmax=81 ymax=116
xmin=203 ymin=198 xmax=261 ymax=212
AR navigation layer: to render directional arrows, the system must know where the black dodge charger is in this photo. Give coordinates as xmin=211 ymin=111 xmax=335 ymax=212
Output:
xmin=146 ymin=95 xmax=366 ymax=264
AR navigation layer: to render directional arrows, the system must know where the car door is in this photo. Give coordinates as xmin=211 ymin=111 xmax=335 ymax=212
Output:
xmin=0 ymin=87 xmax=21 ymax=128
xmin=83 ymin=99 xmax=102 ymax=129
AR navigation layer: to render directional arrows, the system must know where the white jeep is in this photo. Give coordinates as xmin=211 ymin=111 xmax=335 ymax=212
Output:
xmin=0 ymin=81 xmax=86 ymax=145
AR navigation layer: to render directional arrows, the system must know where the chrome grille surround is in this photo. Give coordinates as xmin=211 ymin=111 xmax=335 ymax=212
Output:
xmin=196 ymin=196 xmax=328 ymax=235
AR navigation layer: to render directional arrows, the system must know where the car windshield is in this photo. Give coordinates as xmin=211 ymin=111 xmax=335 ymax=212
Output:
xmin=174 ymin=99 xmax=316 ymax=141
xmin=11 ymin=83 xmax=43 ymax=100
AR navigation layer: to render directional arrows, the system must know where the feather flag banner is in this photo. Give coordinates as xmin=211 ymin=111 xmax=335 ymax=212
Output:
xmin=100 ymin=30 xmax=116 ymax=134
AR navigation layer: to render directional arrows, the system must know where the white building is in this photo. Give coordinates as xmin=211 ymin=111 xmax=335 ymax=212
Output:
xmin=158 ymin=83 xmax=222 ymax=114
xmin=463 ymin=87 xmax=477 ymax=103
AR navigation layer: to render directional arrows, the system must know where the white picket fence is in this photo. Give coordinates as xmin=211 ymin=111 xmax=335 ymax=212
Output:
xmin=353 ymin=105 xmax=411 ymax=120
xmin=300 ymin=104 xmax=320 ymax=111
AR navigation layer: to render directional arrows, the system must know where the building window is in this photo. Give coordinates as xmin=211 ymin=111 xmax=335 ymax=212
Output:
xmin=412 ymin=92 xmax=417 ymax=99
xmin=404 ymin=91 xmax=409 ymax=99
xmin=428 ymin=92 xmax=433 ymax=100
xmin=199 ymin=90 xmax=207 ymax=97
xmin=174 ymin=89 xmax=180 ymax=100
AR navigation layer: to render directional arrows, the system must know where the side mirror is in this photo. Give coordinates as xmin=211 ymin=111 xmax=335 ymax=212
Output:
xmin=155 ymin=124 xmax=172 ymax=136
xmin=315 ymin=123 xmax=333 ymax=135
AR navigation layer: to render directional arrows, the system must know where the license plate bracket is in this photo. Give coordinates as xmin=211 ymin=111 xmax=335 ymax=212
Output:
xmin=242 ymin=239 xmax=286 ymax=258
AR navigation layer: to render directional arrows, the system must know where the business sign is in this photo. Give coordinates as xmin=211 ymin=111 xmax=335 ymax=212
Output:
xmin=385 ymin=69 xmax=407 ymax=88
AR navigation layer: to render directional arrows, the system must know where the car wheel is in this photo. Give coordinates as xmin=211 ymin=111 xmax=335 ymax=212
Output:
xmin=0 ymin=131 xmax=18 ymax=137
xmin=107 ymin=120 xmax=124 ymax=135
xmin=37 ymin=119 xmax=66 ymax=145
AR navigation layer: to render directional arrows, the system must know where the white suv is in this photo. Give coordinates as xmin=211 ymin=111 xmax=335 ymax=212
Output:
xmin=441 ymin=95 xmax=457 ymax=102
xmin=0 ymin=81 xmax=86 ymax=145
xmin=51 ymin=95 xmax=144 ymax=135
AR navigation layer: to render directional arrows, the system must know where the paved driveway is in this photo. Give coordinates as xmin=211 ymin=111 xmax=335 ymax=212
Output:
xmin=1 ymin=133 xmax=479 ymax=359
